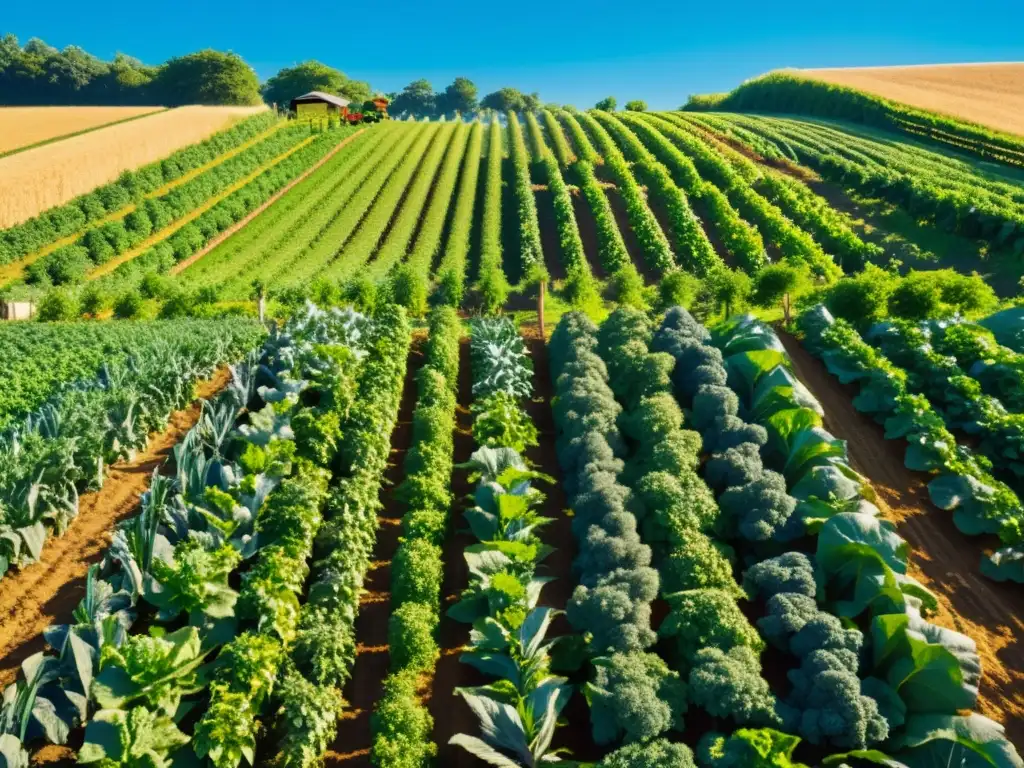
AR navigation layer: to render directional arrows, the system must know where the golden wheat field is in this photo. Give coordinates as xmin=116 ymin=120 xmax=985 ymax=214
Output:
xmin=0 ymin=106 xmax=166 ymax=156
xmin=0 ymin=104 xmax=267 ymax=228
xmin=798 ymin=63 xmax=1024 ymax=136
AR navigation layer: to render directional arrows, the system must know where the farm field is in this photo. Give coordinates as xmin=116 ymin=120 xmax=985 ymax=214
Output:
xmin=0 ymin=106 xmax=166 ymax=156
xmin=798 ymin=63 xmax=1024 ymax=137
xmin=1 ymin=96 xmax=1024 ymax=768
xmin=0 ymin=104 xmax=267 ymax=228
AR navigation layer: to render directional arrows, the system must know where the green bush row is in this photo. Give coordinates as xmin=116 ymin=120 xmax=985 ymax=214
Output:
xmin=0 ymin=111 xmax=278 ymax=266
xmin=370 ymin=306 xmax=461 ymax=767
xmin=26 ymin=123 xmax=319 ymax=287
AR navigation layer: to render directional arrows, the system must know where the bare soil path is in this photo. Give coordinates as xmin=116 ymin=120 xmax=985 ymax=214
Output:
xmin=779 ymin=330 xmax=1024 ymax=743
xmin=324 ymin=341 xmax=423 ymax=767
xmin=427 ymin=338 xmax=484 ymax=767
xmin=0 ymin=369 xmax=232 ymax=688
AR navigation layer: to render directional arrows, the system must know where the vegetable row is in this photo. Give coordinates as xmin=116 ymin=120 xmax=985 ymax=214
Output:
xmin=0 ymin=317 xmax=264 ymax=579
xmin=799 ymin=305 xmax=1024 ymax=582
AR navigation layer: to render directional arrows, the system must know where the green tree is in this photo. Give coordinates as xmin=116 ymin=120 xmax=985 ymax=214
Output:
xmin=624 ymin=99 xmax=648 ymax=111
xmin=595 ymin=96 xmax=617 ymax=111
xmin=438 ymin=76 xmax=478 ymax=115
xmin=261 ymin=60 xmax=348 ymax=107
xmin=751 ymin=263 xmax=807 ymax=322
xmin=37 ymin=288 xmax=79 ymax=322
xmin=152 ymin=49 xmax=261 ymax=106
xmin=480 ymin=87 xmax=529 ymax=112
xmin=704 ymin=267 xmax=751 ymax=318
xmin=390 ymin=78 xmax=436 ymax=117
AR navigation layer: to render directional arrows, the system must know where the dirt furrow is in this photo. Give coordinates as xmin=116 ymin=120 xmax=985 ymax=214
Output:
xmin=324 ymin=341 xmax=423 ymax=767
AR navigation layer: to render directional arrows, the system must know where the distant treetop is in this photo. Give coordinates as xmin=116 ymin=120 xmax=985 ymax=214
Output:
xmin=0 ymin=34 xmax=262 ymax=106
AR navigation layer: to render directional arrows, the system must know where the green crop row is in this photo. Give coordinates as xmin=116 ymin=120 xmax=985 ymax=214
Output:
xmin=178 ymin=124 xmax=395 ymax=296
xmin=648 ymin=113 xmax=841 ymax=279
xmin=596 ymin=111 xmax=723 ymax=276
xmin=542 ymin=109 xmax=577 ymax=166
xmin=86 ymin=124 xmax=366 ymax=300
xmin=0 ymin=111 xmax=279 ymax=266
xmin=370 ymin=306 xmax=460 ymax=767
xmin=475 ymin=118 xmax=508 ymax=314
xmin=678 ymin=113 xmax=882 ymax=271
xmin=405 ymin=122 xmax=470 ymax=282
xmin=435 ymin=121 xmax=484 ymax=307
xmin=265 ymin=125 xmax=423 ymax=290
xmin=506 ymin=112 xmax=545 ymax=281
xmin=320 ymin=124 xmax=443 ymax=285
xmin=27 ymin=123 xmax=323 ymax=288
xmin=367 ymin=123 xmax=458 ymax=281
xmin=576 ymin=110 xmax=675 ymax=275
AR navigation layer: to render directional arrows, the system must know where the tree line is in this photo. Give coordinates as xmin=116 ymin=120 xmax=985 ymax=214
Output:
xmin=0 ymin=35 xmax=263 ymax=106
xmin=0 ymin=34 xmax=654 ymax=115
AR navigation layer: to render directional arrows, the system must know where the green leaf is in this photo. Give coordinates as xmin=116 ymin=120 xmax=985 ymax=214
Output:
xmin=871 ymin=615 xmax=980 ymax=714
xmin=891 ymin=713 xmax=1023 ymax=768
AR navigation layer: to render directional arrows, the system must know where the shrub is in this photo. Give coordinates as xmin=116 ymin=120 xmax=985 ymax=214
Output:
xmin=388 ymin=601 xmax=438 ymax=673
xmin=392 ymin=539 xmax=443 ymax=606
xmin=113 ymin=290 xmax=145 ymax=319
xmin=888 ymin=272 xmax=943 ymax=320
xmin=825 ymin=264 xmax=896 ymax=327
xmin=656 ymin=270 xmax=702 ymax=312
xmin=609 ymin=265 xmax=650 ymax=310
xmin=36 ymin=288 xmax=80 ymax=321
xmin=389 ymin=264 xmax=428 ymax=317
xmin=79 ymin=284 xmax=108 ymax=318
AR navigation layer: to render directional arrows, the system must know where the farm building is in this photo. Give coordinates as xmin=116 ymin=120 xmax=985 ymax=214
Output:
xmin=289 ymin=91 xmax=352 ymax=118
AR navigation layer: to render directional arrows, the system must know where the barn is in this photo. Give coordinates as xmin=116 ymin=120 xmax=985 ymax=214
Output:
xmin=289 ymin=91 xmax=352 ymax=118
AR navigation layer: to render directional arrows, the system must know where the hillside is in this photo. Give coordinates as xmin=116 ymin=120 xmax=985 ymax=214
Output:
xmin=799 ymin=62 xmax=1024 ymax=137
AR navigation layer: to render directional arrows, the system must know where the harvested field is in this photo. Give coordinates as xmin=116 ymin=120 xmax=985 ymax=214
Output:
xmin=798 ymin=62 xmax=1024 ymax=137
xmin=0 ymin=106 xmax=165 ymax=156
xmin=0 ymin=104 xmax=266 ymax=228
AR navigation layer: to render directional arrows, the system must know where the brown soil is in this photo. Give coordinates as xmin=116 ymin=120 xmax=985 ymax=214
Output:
xmin=0 ymin=369 xmax=232 ymax=688
xmin=604 ymin=187 xmax=659 ymax=283
xmin=427 ymin=338 xmax=484 ymax=766
xmin=779 ymin=330 xmax=1024 ymax=744
xmin=570 ymin=191 xmax=607 ymax=279
xmin=323 ymin=341 xmax=423 ymax=767
xmin=171 ymin=128 xmax=367 ymax=276
xmin=533 ymin=188 xmax=567 ymax=282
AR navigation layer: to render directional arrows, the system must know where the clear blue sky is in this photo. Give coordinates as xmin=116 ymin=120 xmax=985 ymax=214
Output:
xmin=6 ymin=0 xmax=1024 ymax=109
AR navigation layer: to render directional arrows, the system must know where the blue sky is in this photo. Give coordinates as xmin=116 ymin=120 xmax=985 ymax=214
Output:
xmin=5 ymin=0 xmax=1024 ymax=109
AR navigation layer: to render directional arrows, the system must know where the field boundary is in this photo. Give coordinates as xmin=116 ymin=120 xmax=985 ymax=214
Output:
xmin=0 ymin=107 xmax=170 ymax=161
xmin=87 ymin=133 xmax=321 ymax=280
xmin=171 ymin=128 xmax=367 ymax=275
xmin=0 ymin=118 xmax=287 ymax=286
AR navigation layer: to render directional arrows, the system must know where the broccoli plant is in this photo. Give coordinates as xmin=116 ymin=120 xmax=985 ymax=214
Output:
xmin=743 ymin=552 xmax=817 ymax=601
xmin=600 ymin=738 xmax=696 ymax=767
xmin=717 ymin=469 xmax=796 ymax=543
xmin=660 ymin=588 xmax=764 ymax=669
xmin=586 ymin=652 xmax=687 ymax=745
xmin=567 ymin=567 xmax=659 ymax=654
xmin=688 ymin=646 xmax=781 ymax=727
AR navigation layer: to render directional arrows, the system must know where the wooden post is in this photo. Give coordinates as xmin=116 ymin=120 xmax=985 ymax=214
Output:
xmin=538 ymin=280 xmax=546 ymax=339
